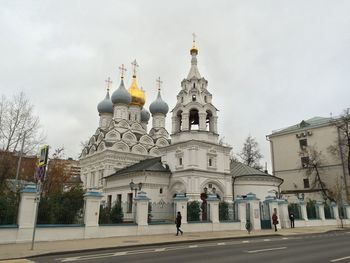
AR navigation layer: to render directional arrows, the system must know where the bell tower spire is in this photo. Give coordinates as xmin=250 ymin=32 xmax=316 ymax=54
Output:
xmin=187 ymin=33 xmax=201 ymax=79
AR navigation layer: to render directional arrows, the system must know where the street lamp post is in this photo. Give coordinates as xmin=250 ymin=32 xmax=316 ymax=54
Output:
xmin=129 ymin=181 xmax=143 ymax=197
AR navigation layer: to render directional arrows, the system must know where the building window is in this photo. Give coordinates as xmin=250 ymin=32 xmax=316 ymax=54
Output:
xmin=303 ymin=179 xmax=310 ymax=188
xmin=192 ymin=95 xmax=196 ymax=101
xmin=204 ymin=96 xmax=207 ymax=103
xmin=117 ymin=194 xmax=122 ymax=204
xmin=181 ymin=97 xmax=184 ymax=103
xmin=107 ymin=195 xmax=112 ymax=209
xmin=127 ymin=193 xmax=133 ymax=213
xmin=299 ymin=139 xmax=308 ymax=149
xmin=160 ymin=188 xmax=163 ymax=194
xmin=208 ymin=158 xmax=213 ymax=167
xmin=301 ymin=156 xmax=310 ymax=168
xmin=179 ymin=157 xmax=183 ymax=166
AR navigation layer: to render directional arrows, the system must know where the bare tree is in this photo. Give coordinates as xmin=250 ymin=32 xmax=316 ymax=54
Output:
xmin=300 ymin=146 xmax=335 ymax=202
xmin=238 ymin=135 xmax=263 ymax=170
xmin=0 ymin=92 xmax=45 ymax=153
xmin=328 ymin=108 xmax=350 ymax=201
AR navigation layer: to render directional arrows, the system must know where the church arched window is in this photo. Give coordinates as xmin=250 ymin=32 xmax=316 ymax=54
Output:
xmin=181 ymin=97 xmax=184 ymax=103
xmin=189 ymin=108 xmax=199 ymax=130
xmin=204 ymin=96 xmax=207 ymax=103
xmin=192 ymin=95 xmax=196 ymax=102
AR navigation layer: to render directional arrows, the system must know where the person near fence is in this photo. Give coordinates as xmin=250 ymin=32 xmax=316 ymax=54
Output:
xmin=175 ymin=211 xmax=183 ymax=236
xmin=272 ymin=209 xmax=278 ymax=232
xmin=289 ymin=212 xmax=295 ymax=228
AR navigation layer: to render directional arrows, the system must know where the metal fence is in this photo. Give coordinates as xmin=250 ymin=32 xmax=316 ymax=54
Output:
xmin=99 ymin=201 xmax=135 ymax=224
xmin=288 ymin=203 xmax=302 ymax=219
xmin=219 ymin=202 xmax=238 ymax=222
xmin=0 ymin=191 xmax=19 ymax=225
xmin=149 ymin=201 xmax=174 ymax=224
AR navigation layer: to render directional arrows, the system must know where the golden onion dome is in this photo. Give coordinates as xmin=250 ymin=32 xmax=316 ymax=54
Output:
xmin=128 ymin=75 xmax=145 ymax=107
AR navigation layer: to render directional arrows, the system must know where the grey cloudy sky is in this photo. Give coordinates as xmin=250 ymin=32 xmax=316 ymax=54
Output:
xmin=1 ymin=0 xmax=349 ymax=169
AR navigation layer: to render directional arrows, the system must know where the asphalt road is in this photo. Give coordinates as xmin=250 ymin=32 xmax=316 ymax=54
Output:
xmin=30 ymin=231 xmax=350 ymax=263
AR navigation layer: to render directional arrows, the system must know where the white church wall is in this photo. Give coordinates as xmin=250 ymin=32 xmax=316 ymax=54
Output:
xmin=234 ymin=180 xmax=280 ymax=201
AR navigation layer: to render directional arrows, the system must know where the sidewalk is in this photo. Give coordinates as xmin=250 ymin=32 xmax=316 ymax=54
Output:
xmin=0 ymin=226 xmax=347 ymax=260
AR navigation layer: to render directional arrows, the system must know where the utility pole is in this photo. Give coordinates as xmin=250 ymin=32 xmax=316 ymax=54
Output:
xmin=14 ymin=131 xmax=26 ymax=191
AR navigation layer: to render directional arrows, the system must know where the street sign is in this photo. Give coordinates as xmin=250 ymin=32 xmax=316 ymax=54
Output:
xmin=38 ymin=145 xmax=49 ymax=167
xmin=36 ymin=166 xmax=46 ymax=181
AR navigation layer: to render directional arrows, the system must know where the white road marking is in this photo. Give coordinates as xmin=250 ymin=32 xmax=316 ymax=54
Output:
xmin=242 ymin=240 xmax=250 ymax=243
xmin=263 ymin=239 xmax=271 ymax=241
xmin=0 ymin=260 xmax=35 ymax=263
xmin=188 ymin=245 xmax=198 ymax=248
xmin=282 ymin=237 xmax=288 ymax=240
xmin=247 ymin=247 xmax=287 ymax=253
xmin=155 ymin=248 xmax=166 ymax=252
xmin=330 ymin=256 xmax=350 ymax=262
xmin=217 ymin=242 xmax=226 ymax=245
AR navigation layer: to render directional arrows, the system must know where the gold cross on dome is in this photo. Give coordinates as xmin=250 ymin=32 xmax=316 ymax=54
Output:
xmin=105 ymin=77 xmax=112 ymax=91
xmin=118 ymin=64 xmax=127 ymax=79
xmin=131 ymin=59 xmax=139 ymax=76
xmin=192 ymin=32 xmax=196 ymax=43
xmin=156 ymin=77 xmax=163 ymax=91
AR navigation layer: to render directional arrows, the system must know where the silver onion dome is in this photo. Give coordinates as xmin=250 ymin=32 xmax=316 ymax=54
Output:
xmin=97 ymin=91 xmax=113 ymax=114
xmin=111 ymin=79 xmax=132 ymax=105
xmin=149 ymin=90 xmax=169 ymax=115
xmin=141 ymin=107 xmax=150 ymax=122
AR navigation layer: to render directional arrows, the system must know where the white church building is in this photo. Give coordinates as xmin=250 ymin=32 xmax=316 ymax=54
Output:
xmin=79 ymin=39 xmax=282 ymax=213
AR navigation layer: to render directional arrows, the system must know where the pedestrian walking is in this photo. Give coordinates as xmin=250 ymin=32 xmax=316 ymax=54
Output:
xmin=289 ymin=212 xmax=295 ymax=228
xmin=175 ymin=211 xmax=183 ymax=236
xmin=272 ymin=209 xmax=278 ymax=232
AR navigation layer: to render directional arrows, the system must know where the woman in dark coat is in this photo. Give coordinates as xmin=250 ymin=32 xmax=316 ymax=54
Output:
xmin=272 ymin=210 xmax=278 ymax=232
xmin=175 ymin=211 xmax=183 ymax=236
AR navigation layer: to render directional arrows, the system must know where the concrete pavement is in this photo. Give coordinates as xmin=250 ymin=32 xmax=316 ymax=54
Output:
xmin=0 ymin=225 xmax=347 ymax=261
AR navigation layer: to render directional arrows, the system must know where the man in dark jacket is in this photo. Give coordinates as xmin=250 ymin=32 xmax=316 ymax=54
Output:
xmin=289 ymin=212 xmax=295 ymax=228
xmin=175 ymin=211 xmax=183 ymax=236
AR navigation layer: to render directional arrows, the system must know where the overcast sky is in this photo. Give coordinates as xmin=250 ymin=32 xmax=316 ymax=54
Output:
xmin=1 ymin=1 xmax=349 ymax=170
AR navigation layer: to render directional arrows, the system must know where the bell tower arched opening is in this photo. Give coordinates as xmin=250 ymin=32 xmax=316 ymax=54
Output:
xmin=189 ymin=108 xmax=199 ymax=130
xmin=206 ymin=110 xmax=214 ymax=132
xmin=176 ymin=110 xmax=183 ymax=132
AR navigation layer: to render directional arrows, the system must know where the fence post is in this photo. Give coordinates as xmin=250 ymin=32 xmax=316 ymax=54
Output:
xmin=173 ymin=193 xmax=188 ymax=224
xmin=207 ymin=194 xmax=220 ymax=224
xmin=344 ymin=204 xmax=350 ymax=219
xmin=331 ymin=202 xmax=339 ymax=220
xmin=84 ymin=190 xmax=103 ymax=227
xmin=17 ymin=185 xmax=37 ymax=241
xmin=316 ymin=201 xmax=325 ymax=221
xmin=246 ymin=193 xmax=261 ymax=230
xmin=134 ymin=191 xmax=150 ymax=226
xmin=265 ymin=196 xmax=280 ymax=230
xmin=235 ymin=196 xmax=247 ymax=230
xmin=299 ymin=200 xmax=308 ymax=221
xmin=277 ymin=199 xmax=290 ymax=229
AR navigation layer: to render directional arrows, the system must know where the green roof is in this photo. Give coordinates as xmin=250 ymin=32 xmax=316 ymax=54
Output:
xmin=270 ymin=116 xmax=332 ymax=136
xmin=107 ymin=157 xmax=170 ymax=178
xmin=230 ymin=161 xmax=268 ymax=177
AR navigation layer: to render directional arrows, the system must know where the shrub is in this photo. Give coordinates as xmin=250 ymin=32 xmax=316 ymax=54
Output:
xmin=110 ymin=202 xmax=123 ymax=223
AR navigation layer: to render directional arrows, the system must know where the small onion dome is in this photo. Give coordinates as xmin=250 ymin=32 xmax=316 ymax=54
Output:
xmin=149 ymin=90 xmax=169 ymax=115
xmin=141 ymin=107 xmax=150 ymax=122
xmin=97 ymin=90 xmax=113 ymax=114
xmin=128 ymin=76 xmax=145 ymax=107
xmin=111 ymin=79 xmax=132 ymax=105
